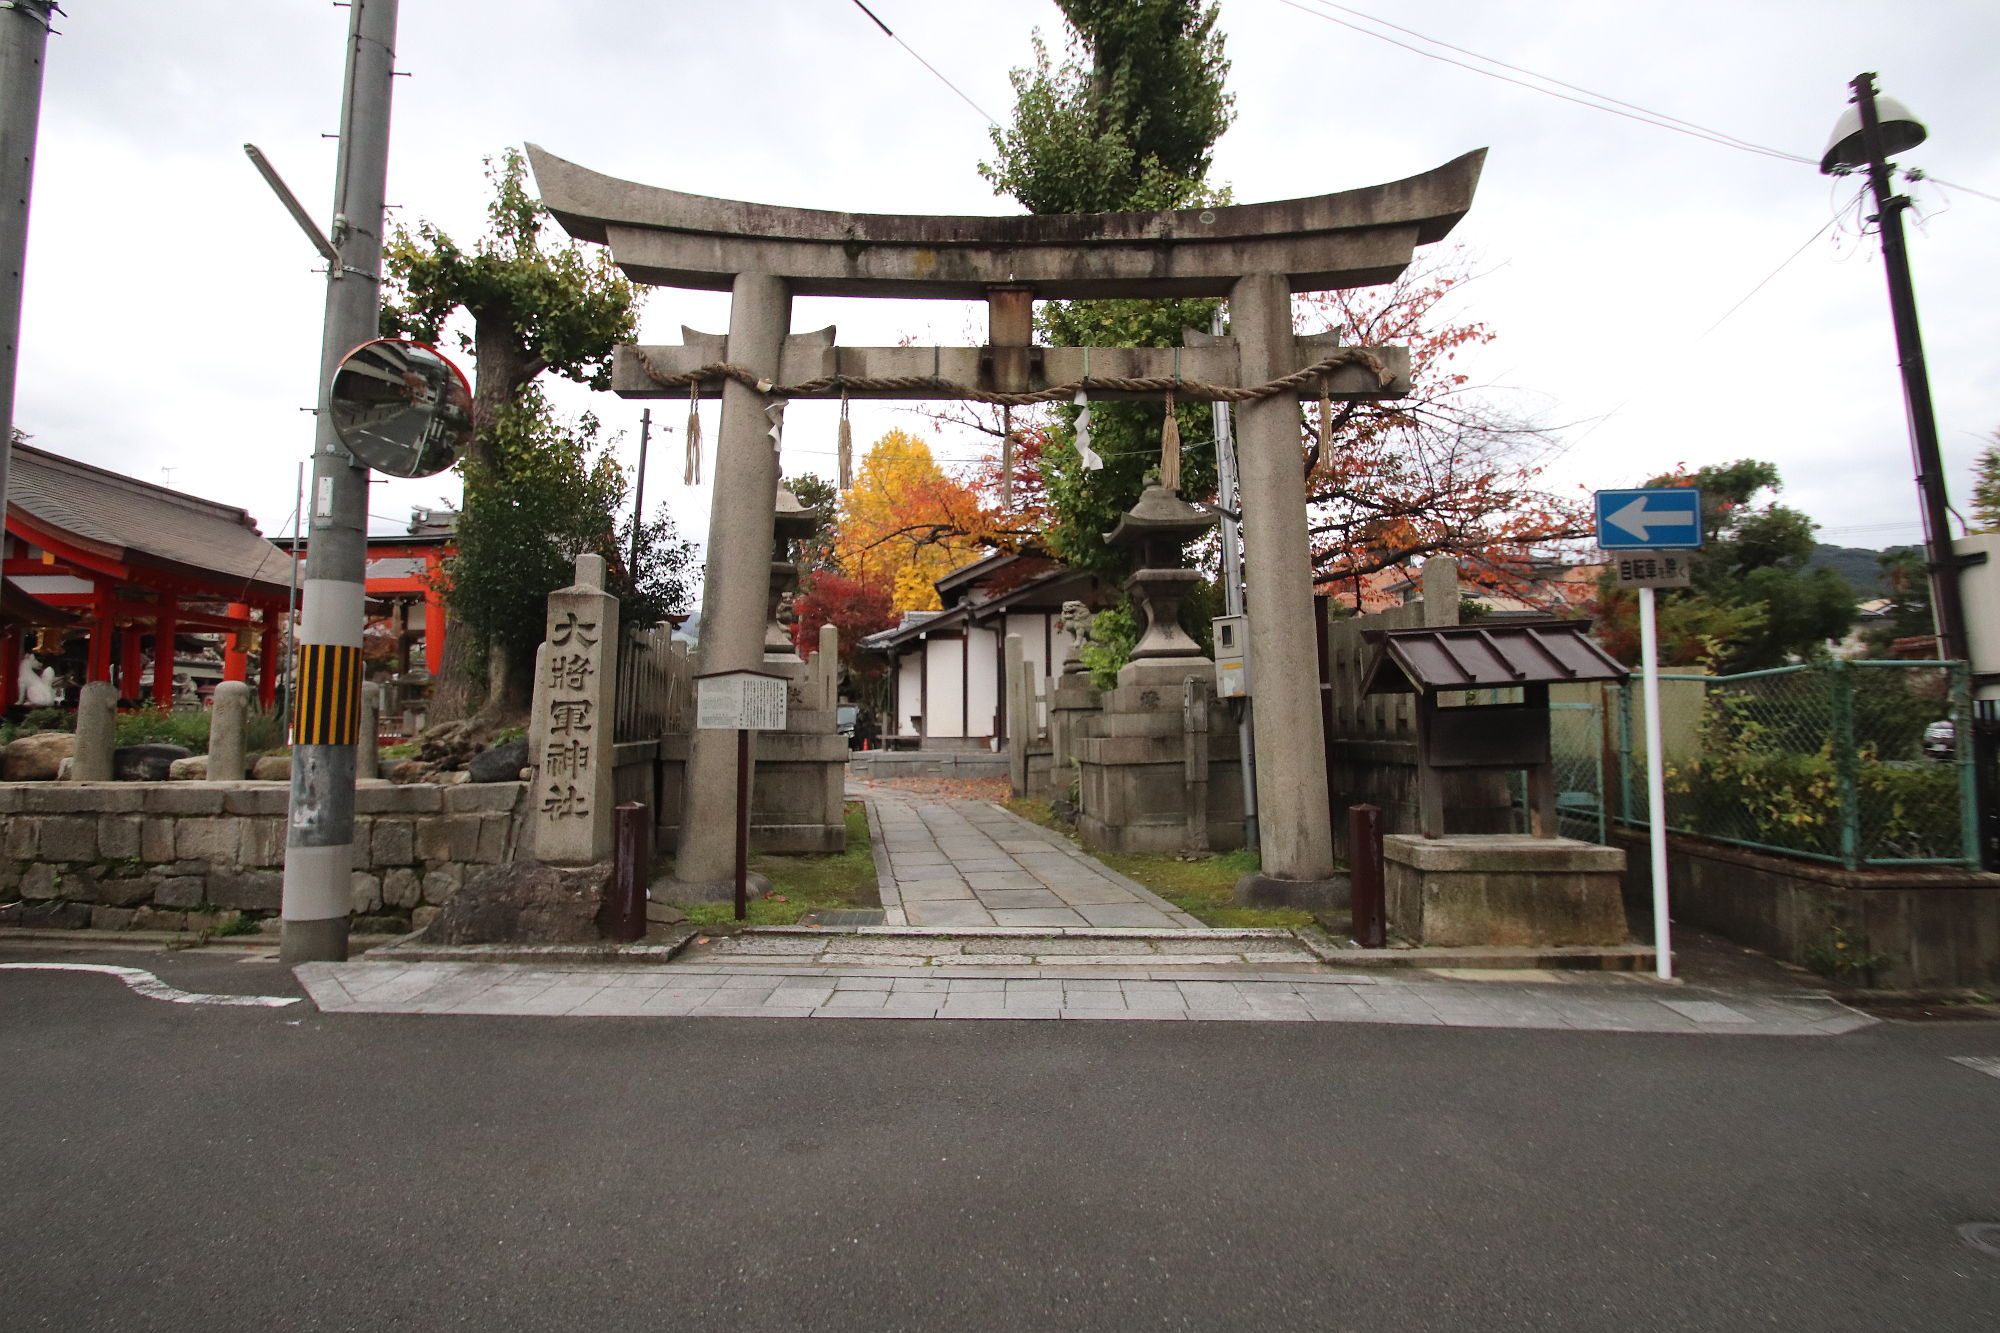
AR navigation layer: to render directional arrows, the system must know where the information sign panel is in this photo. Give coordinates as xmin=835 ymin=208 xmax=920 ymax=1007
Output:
xmin=695 ymin=671 xmax=788 ymax=731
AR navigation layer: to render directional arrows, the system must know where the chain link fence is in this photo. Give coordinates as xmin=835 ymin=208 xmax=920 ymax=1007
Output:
xmin=1614 ymin=659 xmax=1978 ymax=868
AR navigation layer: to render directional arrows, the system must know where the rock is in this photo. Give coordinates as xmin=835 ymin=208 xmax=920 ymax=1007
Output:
xmin=168 ymin=754 xmax=209 ymax=781
xmin=645 ymin=898 xmax=688 ymax=926
xmin=411 ymin=906 xmax=440 ymax=931
xmin=56 ymin=757 xmax=73 ymax=780
xmin=114 ymin=744 xmax=193 ymax=781
xmin=389 ymin=759 xmax=438 ymax=785
xmin=17 ymin=901 xmax=90 ymax=929
xmin=251 ymin=754 xmax=291 ymax=781
xmin=90 ymin=905 xmax=138 ymax=931
xmin=2 ymin=731 xmax=75 ymax=781
xmin=467 ymin=738 xmax=530 ymax=784
xmin=351 ymin=913 xmax=412 ymax=936
xmin=418 ymin=860 xmax=617 ymax=944
xmin=130 ymin=907 xmax=189 ymax=932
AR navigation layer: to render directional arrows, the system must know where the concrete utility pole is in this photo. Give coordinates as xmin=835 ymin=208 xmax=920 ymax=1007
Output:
xmin=1846 ymin=73 xmax=1969 ymax=665
xmin=282 ymin=0 xmax=399 ymax=964
xmin=0 ymin=0 xmax=57 ymax=542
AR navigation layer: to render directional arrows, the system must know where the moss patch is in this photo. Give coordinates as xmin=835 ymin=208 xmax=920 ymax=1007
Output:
xmin=674 ymin=802 xmax=879 ymax=927
xmin=1003 ymin=798 xmax=1315 ymax=929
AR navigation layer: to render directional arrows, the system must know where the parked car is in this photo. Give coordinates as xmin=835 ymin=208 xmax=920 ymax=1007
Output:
xmin=837 ymin=704 xmax=858 ymax=746
xmin=1923 ymin=719 xmax=1955 ymax=761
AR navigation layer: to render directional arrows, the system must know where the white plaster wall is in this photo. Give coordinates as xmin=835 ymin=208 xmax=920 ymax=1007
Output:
xmin=1005 ymin=611 xmax=1055 ymax=731
xmin=895 ymin=655 xmax=923 ymax=735
xmin=927 ymin=636 xmax=965 ymax=736
xmin=965 ymin=625 xmax=999 ymax=740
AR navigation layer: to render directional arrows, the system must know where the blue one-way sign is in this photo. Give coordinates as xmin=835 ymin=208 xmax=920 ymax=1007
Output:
xmin=1595 ymin=487 xmax=1703 ymax=550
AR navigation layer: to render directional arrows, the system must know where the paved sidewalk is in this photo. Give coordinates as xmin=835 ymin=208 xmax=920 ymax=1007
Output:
xmin=296 ymin=959 xmax=1874 ymax=1036
xmin=858 ymin=780 xmax=1201 ymax=930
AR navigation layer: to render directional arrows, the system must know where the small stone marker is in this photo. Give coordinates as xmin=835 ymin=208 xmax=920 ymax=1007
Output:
xmin=532 ymin=554 xmax=619 ymax=865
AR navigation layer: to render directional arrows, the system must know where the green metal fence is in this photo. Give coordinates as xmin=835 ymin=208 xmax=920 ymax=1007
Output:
xmin=1511 ymin=700 xmax=1609 ymax=843
xmin=1614 ymin=659 xmax=1979 ymax=869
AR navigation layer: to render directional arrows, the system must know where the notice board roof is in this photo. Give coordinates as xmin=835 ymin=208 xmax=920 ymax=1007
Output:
xmin=1360 ymin=619 xmax=1627 ymax=695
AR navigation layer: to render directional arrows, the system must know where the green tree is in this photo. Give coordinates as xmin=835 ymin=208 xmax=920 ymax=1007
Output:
xmin=981 ymin=2 xmax=1234 ymax=582
xmin=980 ymin=1 xmax=1232 ymax=215
xmin=380 ymin=149 xmax=641 ymax=728
xmin=1592 ymin=460 xmax=1857 ymax=672
xmin=1970 ymin=430 xmax=2000 ymax=534
xmin=1859 ymin=547 xmax=1935 ymax=657
xmin=449 ymin=391 xmax=696 ymax=670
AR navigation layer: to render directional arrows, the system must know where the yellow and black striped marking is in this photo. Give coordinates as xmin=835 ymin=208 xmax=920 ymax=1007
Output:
xmin=292 ymin=643 xmax=363 ymax=746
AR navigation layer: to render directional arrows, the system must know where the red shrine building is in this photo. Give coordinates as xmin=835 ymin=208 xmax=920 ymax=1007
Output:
xmin=3 ymin=444 xmax=291 ymax=708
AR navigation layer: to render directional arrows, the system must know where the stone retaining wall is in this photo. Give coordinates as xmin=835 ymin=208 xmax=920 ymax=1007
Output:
xmin=1612 ymin=828 xmax=2000 ymax=992
xmin=0 ymin=780 xmax=526 ymax=933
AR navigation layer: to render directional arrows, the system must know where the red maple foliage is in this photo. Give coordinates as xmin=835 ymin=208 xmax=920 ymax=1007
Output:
xmin=1295 ymin=249 xmax=1594 ymax=609
xmin=790 ymin=570 xmax=897 ymax=674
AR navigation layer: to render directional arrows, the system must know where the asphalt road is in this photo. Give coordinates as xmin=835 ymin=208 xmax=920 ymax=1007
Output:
xmin=3 ymin=944 xmax=1999 ymax=1332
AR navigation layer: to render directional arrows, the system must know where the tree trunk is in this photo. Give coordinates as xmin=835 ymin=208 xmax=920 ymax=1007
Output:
xmin=427 ymin=608 xmax=483 ymax=724
xmin=469 ymin=636 xmax=535 ymax=731
xmin=429 ymin=322 xmax=545 ymax=725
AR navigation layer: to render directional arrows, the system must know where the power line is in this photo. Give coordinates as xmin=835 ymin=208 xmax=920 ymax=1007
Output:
xmin=1568 ymin=201 xmax=1850 ymax=447
xmin=1279 ymin=0 xmax=1817 ymax=164
xmin=846 ymin=0 xmax=997 ymax=126
xmin=1298 ymin=0 xmax=1814 ymax=163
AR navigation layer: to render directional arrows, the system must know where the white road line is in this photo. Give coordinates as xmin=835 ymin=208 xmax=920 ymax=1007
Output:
xmin=0 ymin=962 xmax=300 ymax=1008
xmin=1950 ymin=1055 xmax=2000 ymax=1080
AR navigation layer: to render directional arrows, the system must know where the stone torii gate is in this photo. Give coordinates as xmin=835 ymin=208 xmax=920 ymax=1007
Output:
xmin=528 ymin=144 xmax=1484 ymax=903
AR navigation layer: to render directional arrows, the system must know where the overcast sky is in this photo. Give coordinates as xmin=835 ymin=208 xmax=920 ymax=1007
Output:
xmin=15 ymin=1 xmax=2000 ymax=567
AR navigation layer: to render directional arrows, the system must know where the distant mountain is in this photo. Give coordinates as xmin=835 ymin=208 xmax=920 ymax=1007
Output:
xmin=1806 ymin=543 xmax=1917 ymax=598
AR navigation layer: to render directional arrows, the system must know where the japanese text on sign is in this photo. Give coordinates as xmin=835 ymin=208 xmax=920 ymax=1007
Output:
xmin=1612 ymin=551 xmax=1693 ymax=589
xmin=696 ymin=672 xmax=789 ymax=731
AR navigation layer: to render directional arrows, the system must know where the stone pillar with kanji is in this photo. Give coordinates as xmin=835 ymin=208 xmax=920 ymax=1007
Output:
xmin=532 ymin=554 xmax=619 ymax=865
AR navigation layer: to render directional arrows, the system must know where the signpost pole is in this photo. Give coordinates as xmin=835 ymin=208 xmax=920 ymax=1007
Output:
xmin=1638 ymin=585 xmax=1672 ymax=980
xmin=734 ymin=726 xmax=751 ymax=922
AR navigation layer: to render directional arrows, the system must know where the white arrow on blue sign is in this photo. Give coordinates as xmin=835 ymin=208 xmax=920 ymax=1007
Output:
xmin=1595 ymin=487 xmax=1703 ymax=550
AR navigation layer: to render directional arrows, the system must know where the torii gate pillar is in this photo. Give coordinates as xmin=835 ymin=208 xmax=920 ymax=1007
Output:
xmin=1231 ymin=272 xmax=1336 ymax=887
xmin=673 ymin=272 xmax=790 ymax=897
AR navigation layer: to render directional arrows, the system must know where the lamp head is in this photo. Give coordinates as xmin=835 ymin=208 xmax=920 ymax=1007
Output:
xmin=1820 ymin=92 xmax=1927 ymax=175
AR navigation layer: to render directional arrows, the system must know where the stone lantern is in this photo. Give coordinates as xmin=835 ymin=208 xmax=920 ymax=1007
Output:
xmin=1074 ymin=476 xmax=1243 ymax=855
xmin=765 ymin=484 xmax=820 ymax=662
xmin=1102 ymin=477 xmax=1217 ymax=682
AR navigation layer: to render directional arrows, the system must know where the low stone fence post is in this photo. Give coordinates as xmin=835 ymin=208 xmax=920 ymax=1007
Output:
xmin=71 ymin=681 xmax=116 ymax=782
xmin=209 ymin=681 xmax=252 ymax=781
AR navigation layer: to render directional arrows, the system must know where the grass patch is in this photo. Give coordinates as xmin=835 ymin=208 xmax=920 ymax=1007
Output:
xmin=674 ymin=802 xmax=879 ymax=927
xmin=1004 ymin=798 xmax=1315 ymax=929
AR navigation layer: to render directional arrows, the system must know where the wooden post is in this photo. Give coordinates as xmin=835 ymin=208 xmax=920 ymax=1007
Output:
xmin=1183 ymin=674 xmax=1211 ymax=854
xmin=734 ymin=726 xmax=751 ymax=921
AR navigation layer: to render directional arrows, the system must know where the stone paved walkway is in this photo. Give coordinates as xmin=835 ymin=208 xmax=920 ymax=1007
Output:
xmin=295 ymin=959 xmax=1875 ymax=1035
xmin=858 ymin=781 xmax=1201 ymax=930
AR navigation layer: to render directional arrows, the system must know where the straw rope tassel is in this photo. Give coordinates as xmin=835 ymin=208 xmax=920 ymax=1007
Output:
xmin=1160 ymin=390 xmax=1181 ymax=493
xmin=1317 ymin=381 xmax=1334 ymax=468
xmin=684 ymin=382 xmax=703 ymax=485
xmin=1000 ymin=405 xmax=1014 ymax=512
xmin=837 ymin=390 xmax=854 ymax=491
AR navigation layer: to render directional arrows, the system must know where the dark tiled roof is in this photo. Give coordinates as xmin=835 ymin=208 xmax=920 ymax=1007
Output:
xmin=1362 ymin=620 xmax=1626 ymax=694
xmin=8 ymin=445 xmax=292 ymax=598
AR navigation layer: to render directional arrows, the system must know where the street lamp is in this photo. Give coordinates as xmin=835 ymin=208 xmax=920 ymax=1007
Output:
xmin=1819 ymin=73 xmax=1971 ymax=665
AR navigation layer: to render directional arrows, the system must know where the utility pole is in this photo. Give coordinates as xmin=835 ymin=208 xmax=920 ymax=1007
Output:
xmin=281 ymin=0 xmax=400 ymax=964
xmin=0 ymin=0 xmax=56 ymax=549
xmin=1209 ymin=311 xmax=1257 ymax=850
xmin=1847 ymin=72 xmax=1969 ymax=665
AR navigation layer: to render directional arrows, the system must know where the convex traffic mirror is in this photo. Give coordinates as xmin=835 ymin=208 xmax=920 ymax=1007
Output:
xmin=328 ymin=338 xmax=473 ymax=478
